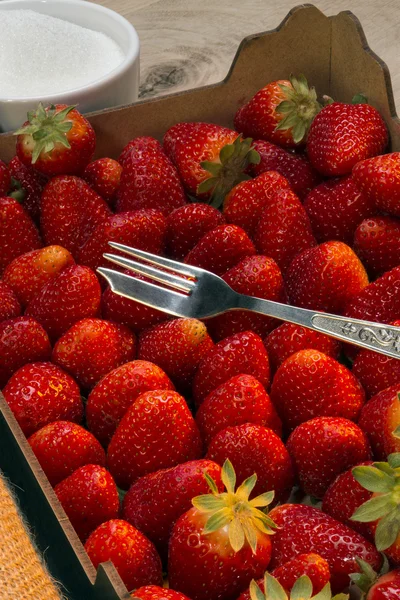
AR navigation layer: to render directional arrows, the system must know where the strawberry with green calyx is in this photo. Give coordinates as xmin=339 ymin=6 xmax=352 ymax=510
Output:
xmin=168 ymin=459 xmax=276 ymax=600
xmin=349 ymin=556 xmax=395 ymax=599
xmin=15 ymin=103 xmax=95 ymax=176
xmin=243 ymin=573 xmax=348 ymax=600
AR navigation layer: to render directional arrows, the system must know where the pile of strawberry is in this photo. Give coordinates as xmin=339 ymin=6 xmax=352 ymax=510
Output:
xmin=1 ymin=77 xmax=400 ymax=600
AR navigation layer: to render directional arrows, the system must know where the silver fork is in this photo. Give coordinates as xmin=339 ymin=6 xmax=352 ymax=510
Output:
xmin=97 ymin=242 xmax=400 ymax=359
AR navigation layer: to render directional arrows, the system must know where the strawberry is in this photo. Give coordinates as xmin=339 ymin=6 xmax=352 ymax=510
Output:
xmin=357 ymin=385 xmax=400 ymax=459
xmin=352 ymin=152 xmax=400 ymax=217
xmin=3 ymin=245 xmax=75 ymax=307
xmin=107 ymin=390 xmax=202 ymax=489
xmin=28 ymin=421 xmax=106 ymax=487
xmin=132 ymin=586 xmax=191 ymax=599
xmin=271 ymin=554 xmax=331 ymax=595
xmin=184 ymin=224 xmax=255 ymax=276
xmin=268 ymin=503 xmax=381 ymax=593
xmin=168 ymin=460 xmax=276 ymax=600
xmin=251 ymin=140 xmax=320 ymax=199
xmin=222 ymin=170 xmax=291 ymax=237
xmin=0 ymin=159 xmax=10 ymax=195
xmin=206 ymin=423 xmax=294 ymax=501
xmin=25 ymin=264 xmax=101 ymax=342
xmin=0 ymin=281 xmax=21 ymax=322
xmin=306 ymin=101 xmax=388 ymax=177
xmin=264 ymin=322 xmax=341 ymax=374
xmin=86 ymin=360 xmax=174 ymax=447
xmin=204 ymin=255 xmax=286 ymax=341
xmin=286 ymin=417 xmax=371 ymax=499
xmin=40 ymin=175 xmax=111 ymax=256
xmin=166 ymin=203 xmax=225 ymax=260
xmin=138 ymin=318 xmax=213 ymax=393
xmin=0 ymin=317 xmax=51 ymax=388
xmin=351 ymin=563 xmax=400 ymax=600
xmin=352 ymin=323 xmax=400 ymax=398
xmin=54 ymin=464 xmax=119 ymax=542
xmin=192 ymin=331 xmax=271 ymax=407
xmin=285 ymin=241 xmax=369 ymax=313
xmin=303 ymin=176 xmax=376 ymax=244
xmin=3 ymin=362 xmax=83 ymax=437
xmin=122 ymin=459 xmax=223 ymax=560
xmin=77 ymin=209 xmax=167 ymax=272
xmin=195 ymin=374 xmax=282 ymax=446
xmin=8 ymin=156 xmax=47 ymax=223
xmin=83 ymin=157 xmax=123 ymax=204
xmin=353 ymin=216 xmax=400 ymax=276
xmin=52 ymin=318 xmax=136 ymax=389
xmin=253 ymin=188 xmax=317 ymax=273
xmin=234 ymin=76 xmax=321 ymax=148
xmin=0 ymin=196 xmax=42 ymax=276
xmin=270 ymin=349 xmax=365 ymax=432
xmin=116 ymin=137 xmax=186 ymax=215
xmin=85 ymin=519 xmax=163 ymax=592
xmin=163 ymin=122 xmax=259 ymax=206
xmin=15 ymin=103 xmax=95 ymax=176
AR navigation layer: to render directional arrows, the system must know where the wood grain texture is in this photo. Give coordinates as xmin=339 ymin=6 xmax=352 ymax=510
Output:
xmin=91 ymin=0 xmax=400 ymax=107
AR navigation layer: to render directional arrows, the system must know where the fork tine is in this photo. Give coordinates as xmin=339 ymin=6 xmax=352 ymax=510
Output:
xmin=103 ymin=252 xmax=195 ymax=293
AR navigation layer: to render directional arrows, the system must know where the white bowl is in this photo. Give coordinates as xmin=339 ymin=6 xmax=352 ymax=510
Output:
xmin=0 ymin=0 xmax=140 ymax=132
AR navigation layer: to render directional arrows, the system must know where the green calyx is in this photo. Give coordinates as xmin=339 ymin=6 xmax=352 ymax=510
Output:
xmin=249 ymin=573 xmax=348 ymax=600
xmin=8 ymin=177 xmax=26 ymax=203
xmin=197 ymin=135 xmax=260 ymax=208
xmin=191 ymin=458 xmax=276 ymax=554
xmin=275 ymin=74 xmax=322 ymax=144
xmin=349 ymin=555 xmax=390 ymax=598
xmin=14 ymin=103 xmax=76 ymax=164
xmin=351 ymin=453 xmax=400 ymax=550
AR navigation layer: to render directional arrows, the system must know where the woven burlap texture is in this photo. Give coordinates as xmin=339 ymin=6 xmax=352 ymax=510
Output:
xmin=0 ymin=473 xmax=63 ymax=600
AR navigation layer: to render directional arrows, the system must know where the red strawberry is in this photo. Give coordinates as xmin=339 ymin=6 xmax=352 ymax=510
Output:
xmin=83 ymin=157 xmax=123 ymax=204
xmin=54 ymin=465 xmax=119 ymax=542
xmin=8 ymin=156 xmax=47 ymax=223
xmin=192 ymin=331 xmax=271 ymax=407
xmin=25 ymin=264 xmax=101 ymax=342
xmin=77 ymin=209 xmax=166 ymax=272
xmin=86 ymin=360 xmax=174 ymax=447
xmin=3 ymin=362 xmax=82 ymax=437
xmin=270 ymin=349 xmax=365 ymax=432
xmin=203 ymin=255 xmax=286 ymax=341
xmin=306 ymin=101 xmax=388 ymax=176
xmin=0 ymin=196 xmax=42 ymax=276
xmin=184 ymin=224 xmax=255 ymax=276
xmin=253 ymin=188 xmax=317 ymax=273
xmin=122 ymin=459 xmax=223 ymax=559
xmin=0 ymin=281 xmax=21 ymax=322
xmin=285 ymin=241 xmax=369 ymax=313
xmin=163 ymin=122 xmax=259 ymax=206
xmin=102 ymin=283 xmax=168 ymax=333
xmin=28 ymin=421 xmax=106 ymax=487
xmin=40 ymin=175 xmax=111 ymax=256
xmin=132 ymin=586 xmax=191 ymax=599
xmin=234 ymin=76 xmax=320 ymax=148
xmin=85 ymin=519 xmax=163 ymax=592
xmin=107 ymin=390 xmax=202 ymax=489
xmin=357 ymin=385 xmax=400 ymax=459
xmin=206 ymin=423 xmax=293 ymax=501
xmin=52 ymin=318 xmax=136 ymax=389
xmin=303 ymin=176 xmax=376 ymax=244
xmin=15 ymin=104 xmax=95 ymax=176
xmin=352 ymin=152 xmax=400 ymax=217
xmin=353 ymin=216 xmax=400 ymax=276
xmin=116 ymin=137 xmax=186 ymax=215
xmin=251 ymin=140 xmax=320 ymax=199
xmin=352 ymin=565 xmax=400 ymax=600
xmin=268 ymin=503 xmax=381 ymax=593
xmin=264 ymin=322 xmax=341 ymax=374
xmin=195 ymin=374 xmax=282 ymax=446
xmin=138 ymin=318 xmax=213 ymax=393
xmin=286 ymin=417 xmax=371 ymax=499
xmin=0 ymin=159 xmax=10 ymax=195
xmin=168 ymin=459 xmax=276 ymax=600
xmin=3 ymin=245 xmax=75 ymax=307
xmin=166 ymin=203 xmax=225 ymax=260
xmin=0 ymin=317 xmax=51 ymax=388
xmin=222 ymin=170 xmax=291 ymax=237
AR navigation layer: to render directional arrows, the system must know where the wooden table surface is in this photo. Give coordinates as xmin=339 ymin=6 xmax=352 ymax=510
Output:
xmin=93 ymin=0 xmax=400 ymax=107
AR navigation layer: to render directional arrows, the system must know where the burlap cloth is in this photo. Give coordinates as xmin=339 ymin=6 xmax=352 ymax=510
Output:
xmin=0 ymin=472 xmax=63 ymax=600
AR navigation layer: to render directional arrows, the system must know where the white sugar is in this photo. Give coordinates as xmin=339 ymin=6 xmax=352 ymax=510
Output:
xmin=0 ymin=10 xmax=125 ymax=98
